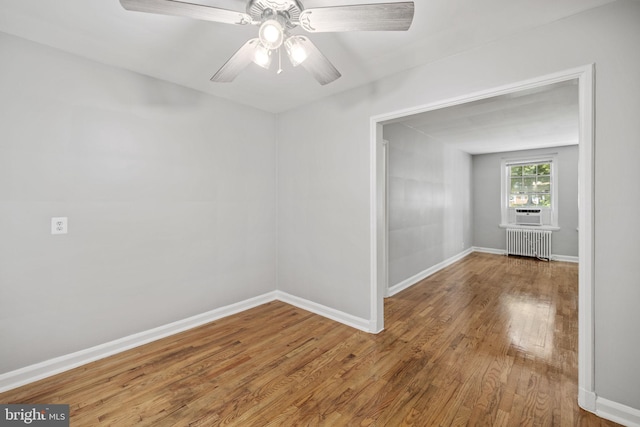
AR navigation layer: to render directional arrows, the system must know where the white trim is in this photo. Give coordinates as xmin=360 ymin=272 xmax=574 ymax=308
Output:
xmin=0 ymin=290 xmax=376 ymax=393
xmin=580 ymin=388 xmax=598 ymax=413
xmin=472 ymin=246 xmax=507 ymax=255
xmin=503 ymin=155 xmax=560 ymax=166
xmin=387 ymin=248 xmax=473 ymax=297
xmin=473 ymin=246 xmax=578 ymax=263
xmin=0 ymin=291 xmax=279 ymax=393
xmin=553 ymin=254 xmax=579 ymax=263
xmin=369 ymin=121 xmax=385 ymax=333
xmin=596 ymin=397 xmax=640 ymax=427
xmin=370 ymin=64 xmax=595 ymax=415
xmin=275 ymin=291 xmax=372 ymax=333
xmin=383 ymin=138 xmax=390 ymax=311
xmin=370 ymin=66 xmax=594 ymax=124
xmin=370 ymin=118 xmax=378 ymax=332
xmin=577 ymin=64 xmax=596 ymax=407
xmin=499 ymin=224 xmax=560 ymax=231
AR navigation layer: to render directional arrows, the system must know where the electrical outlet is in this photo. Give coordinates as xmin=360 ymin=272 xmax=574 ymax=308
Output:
xmin=51 ymin=217 xmax=68 ymax=235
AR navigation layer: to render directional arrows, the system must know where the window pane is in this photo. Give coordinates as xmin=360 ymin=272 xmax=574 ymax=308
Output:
xmin=509 ymin=193 xmax=551 ymax=208
xmin=529 ymin=194 xmax=543 ymax=206
xmin=511 ymin=178 xmax=524 ymax=193
xmin=537 ymin=163 xmax=551 ymax=175
xmin=510 ymin=193 xmax=551 ymax=208
xmin=505 ymin=160 xmax=553 ymax=213
xmin=530 ymin=194 xmax=551 ymax=207
xmin=509 ymin=194 xmax=529 ymax=207
xmin=536 ymin=176 xmax=551 ymax=193
xmin=523 ymin=177 xmax=536 ymax=192
xmin=538 ymin=194 xmax=551 ymax=206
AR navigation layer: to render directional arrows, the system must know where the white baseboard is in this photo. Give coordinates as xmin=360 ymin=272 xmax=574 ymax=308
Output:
xmin=579 ymin=388 xmax=597 ymax=412
xmin=0 ymin=290 xmax=375 ymax=393
xmin=387 ymin=248 xmax=474 ymax=297
xmin=596 ymin=396 xmax=640 ymax=427
xmin=0 ymin=292 xmax=279 ymax=393
xmin=275 ymin=291 xmax=372 ymax=333
xmin=552 ymin=254 xmax=579 ymax=263
xmin=473 ymin=246 xmax=506 ymax=255
xmin=473 ymin=246 xmax=579 ymax=263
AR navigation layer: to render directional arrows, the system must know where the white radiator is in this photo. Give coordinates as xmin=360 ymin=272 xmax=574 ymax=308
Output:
xmin=506 ymin=229 xmax=552 ymax=260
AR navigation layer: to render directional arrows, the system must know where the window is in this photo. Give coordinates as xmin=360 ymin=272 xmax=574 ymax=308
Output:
xmin=501 ymin=155 xmax=558 ymax=228
xmin=508 ymin=162 xmax=551 ymax=208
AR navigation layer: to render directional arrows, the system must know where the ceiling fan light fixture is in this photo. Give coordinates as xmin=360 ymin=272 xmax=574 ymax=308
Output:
xmin=284 ymin=36 xmax=308 ymax=67
xmin=253 ymin=44 xmax=272 ymax=69
xmin=258 ymin=18 xmax=285 ymax=50
xmin=121 ymin=0 xmax=416 ymax=85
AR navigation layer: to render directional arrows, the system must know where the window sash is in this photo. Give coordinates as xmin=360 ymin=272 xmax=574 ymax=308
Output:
xmin=507 ymin=161 xmax=553 ymax=209
xmin=500 ymin=155 xmax=558 ymax=227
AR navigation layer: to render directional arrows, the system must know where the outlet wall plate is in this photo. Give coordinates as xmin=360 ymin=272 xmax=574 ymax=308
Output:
xmin=51 ymin=217 xmax=68 ymax=235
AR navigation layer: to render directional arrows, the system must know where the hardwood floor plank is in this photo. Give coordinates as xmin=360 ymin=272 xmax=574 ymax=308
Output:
xmin=0 ymin=254 xmax=622 ymax=426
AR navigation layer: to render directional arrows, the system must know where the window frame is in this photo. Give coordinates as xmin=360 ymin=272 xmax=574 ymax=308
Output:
xmin=500 ymin=154 xmax=559 ymax=229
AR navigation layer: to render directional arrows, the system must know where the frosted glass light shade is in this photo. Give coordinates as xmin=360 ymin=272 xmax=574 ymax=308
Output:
xmin=259 ymin=19 xmax=284 ymax=50
xmin=253 ymin=44 xmax=272 ymax=69
xmin=284 ymin=36 xmax=309 ymax=67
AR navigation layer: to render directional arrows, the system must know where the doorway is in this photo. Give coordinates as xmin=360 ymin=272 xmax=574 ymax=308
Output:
xmin=369 ymin=65 xmax=595 ymax=410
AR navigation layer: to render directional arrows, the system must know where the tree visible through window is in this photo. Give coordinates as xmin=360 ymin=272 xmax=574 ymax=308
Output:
xmin=501 ymin=155 xmax=557 ymax=227
xmin=509 ymin=162 xmax=551 ymax=208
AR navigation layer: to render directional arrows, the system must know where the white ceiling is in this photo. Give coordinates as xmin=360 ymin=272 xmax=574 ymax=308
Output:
xmin=0 ymin=0 xmax=614 ymax=113
xmin=390 ymin=80 xmax=580 ymax=155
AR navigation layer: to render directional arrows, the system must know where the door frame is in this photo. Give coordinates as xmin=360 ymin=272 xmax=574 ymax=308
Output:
xmin=369 ymin=64 xmax=596 ymax=410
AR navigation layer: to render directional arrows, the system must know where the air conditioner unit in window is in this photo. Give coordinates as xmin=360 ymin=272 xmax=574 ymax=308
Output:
xmin=515 ymin=208 xmax=542 ymax=226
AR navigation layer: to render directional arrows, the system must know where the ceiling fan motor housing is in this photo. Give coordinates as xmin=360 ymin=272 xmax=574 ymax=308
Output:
xmin=247 ymin=0 xmax=303 ymax=29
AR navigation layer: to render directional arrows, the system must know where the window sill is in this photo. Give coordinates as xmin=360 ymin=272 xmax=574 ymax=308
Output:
xmin=499 ymin=224 xmax=560 ymax=231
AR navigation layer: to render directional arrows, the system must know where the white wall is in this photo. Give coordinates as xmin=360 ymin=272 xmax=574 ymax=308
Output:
xmin=384 ymin=123 xmax=472 ymax=286
xmin=276 ymin=89 xmax=372 ymax=318
xmin=0 ymin=33 xmax=277 ymax=374
xmin=473 ymin=146 xmax=579 ymax=257
xmin=277 ymin=0 xmax=640 ymax=411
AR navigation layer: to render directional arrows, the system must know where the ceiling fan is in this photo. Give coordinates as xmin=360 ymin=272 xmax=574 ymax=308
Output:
xmin=119 ymin=0 xmax=415 ymax=85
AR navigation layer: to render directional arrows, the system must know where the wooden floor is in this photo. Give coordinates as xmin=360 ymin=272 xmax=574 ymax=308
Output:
xmin=0 ymin=253 xmax=620 ymax=426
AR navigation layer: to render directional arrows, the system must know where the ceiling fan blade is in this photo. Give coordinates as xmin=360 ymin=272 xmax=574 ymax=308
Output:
xmin=119 ymin=0 xmax=252 ymax=26
xmin=211 ymin=39 xmax=261 ymax=83
xmin=299 ymin=2 xmax=414 ymax=32
xmin=295 ymin=37 xmax=341 ymax=85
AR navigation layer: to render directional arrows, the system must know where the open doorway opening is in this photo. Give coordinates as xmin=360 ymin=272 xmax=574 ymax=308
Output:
xmin=369 ymin=65 xmax=595 ymax=410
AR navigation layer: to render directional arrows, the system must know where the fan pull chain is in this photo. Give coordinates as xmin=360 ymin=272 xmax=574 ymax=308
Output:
xmin=277 ymin=47 xmax=283 ymax=74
